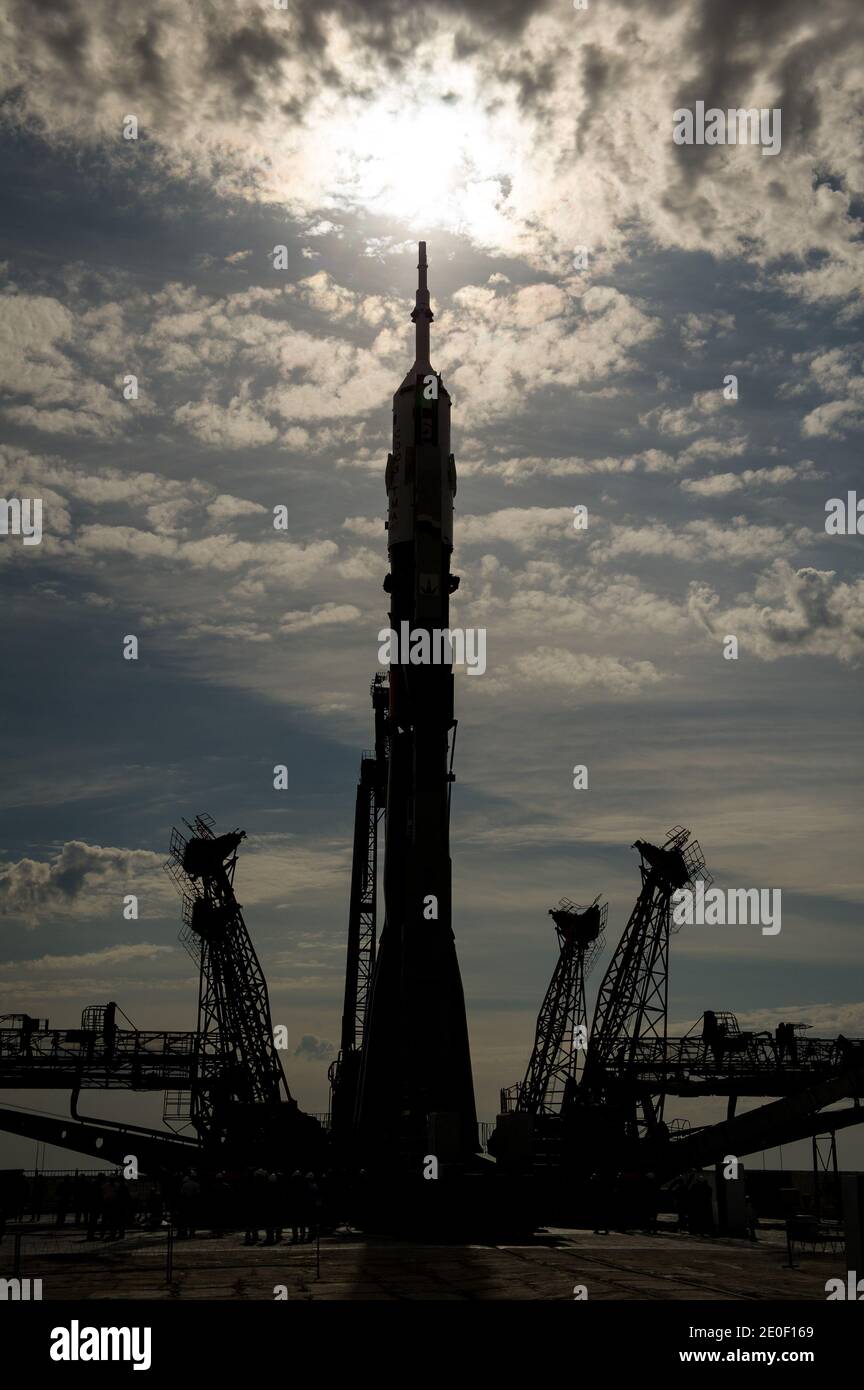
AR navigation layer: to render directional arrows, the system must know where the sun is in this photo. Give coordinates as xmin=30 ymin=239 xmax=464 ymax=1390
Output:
xmin=323 ymin=93 xmax=514 ymax=242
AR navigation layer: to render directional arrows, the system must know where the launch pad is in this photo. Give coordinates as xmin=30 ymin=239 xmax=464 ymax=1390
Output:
xmin=1 ymin=1221 xmax=845 ymax=1302
xmin=1 ymin=245 xmax=863 ymax=1254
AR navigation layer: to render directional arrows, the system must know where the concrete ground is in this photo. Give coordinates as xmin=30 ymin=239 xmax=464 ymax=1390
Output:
xmin=3 ymin=1223 xmax=846 ymax=1300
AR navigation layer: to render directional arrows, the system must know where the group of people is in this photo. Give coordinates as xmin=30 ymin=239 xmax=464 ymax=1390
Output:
xmin=1 ymin=1167 xmax=332 ymax=1246
xmin=13 ymin=1173 xmax=139 ymax=1241
xmin=671 ymin=1171 xmax=715 ymax=1235
xmin=587 ymin=1168 xmax=660 ymax=1234
xmin=85 ymin=1175 xmax=135 ymax=1240
xmin=172 ymin=1167 xmax=325 ymax=1245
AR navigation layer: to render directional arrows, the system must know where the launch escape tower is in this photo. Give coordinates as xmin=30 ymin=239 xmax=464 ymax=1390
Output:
xmin=333 ymin=243 xmax=478 ymax=1171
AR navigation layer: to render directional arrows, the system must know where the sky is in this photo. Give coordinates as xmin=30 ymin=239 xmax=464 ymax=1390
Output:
xmin=0 ymin=0 xmax=862 ymax=1172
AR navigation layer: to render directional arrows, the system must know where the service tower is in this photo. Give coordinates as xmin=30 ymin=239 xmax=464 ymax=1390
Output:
xmin=355 ymin=243 xmax=478 ymax=1170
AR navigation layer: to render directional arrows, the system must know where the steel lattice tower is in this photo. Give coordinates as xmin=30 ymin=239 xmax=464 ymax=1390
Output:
xmin=583 ymin=826 xmax=709 ymax=1139
xmin=165 ymin=814 xmax=292 ymax=1148
xmin=514 ymin=898 xmax=607 ymax=1116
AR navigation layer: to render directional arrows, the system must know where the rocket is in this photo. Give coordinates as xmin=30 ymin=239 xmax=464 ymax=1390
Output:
xmin=356 ymin=243 xmax=478 ymax=1166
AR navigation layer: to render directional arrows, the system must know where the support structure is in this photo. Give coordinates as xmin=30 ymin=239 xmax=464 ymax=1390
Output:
xmin=329 ymin=674 xmax=388 ymax=1142
xmin=812 ymin=1131 xmax=840 ymax=1219
xmin=503 ymin=898 xmax=606 ymax=1117
xmin=582 ymin=827 xmax=708 ymax=1140
xmin=164 ymin=813 xmax=295 ymax=1153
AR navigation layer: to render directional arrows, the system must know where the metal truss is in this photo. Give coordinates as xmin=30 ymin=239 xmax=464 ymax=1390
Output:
xmin=164 ymin=814 xmax=291 ymax=1144
xmin=584 ymin=827 xmax=709 ymax=1137
xmin=516 ymin=898 xmax=607 ymax=1116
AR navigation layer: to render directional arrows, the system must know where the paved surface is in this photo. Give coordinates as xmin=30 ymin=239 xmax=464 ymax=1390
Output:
xmin=2 ymin=1224 xmax=845 ymax=1300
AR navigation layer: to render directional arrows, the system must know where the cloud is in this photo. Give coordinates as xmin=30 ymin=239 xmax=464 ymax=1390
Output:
xmin=792 ymin=347 xmax=864 ymax=439
xmin=287 ymin=271 xmax=397 ymax=326
xmin=1 ymin=0 xmax=862 ymax=316
xmin=305 ymin=220 xmax=344 ymax=237
xmin=0 ymin=943 xmax=173 ymax=974
xmin=0 ymin=294 xmax=137 ymax=437
xmin=484 ymin=647 xmax=663 ymax=696
xmin=7 ymin=268 xmax=663 ymax=450
xmin=234 ymin=838 xmax=353 ymax=905
xmin=462 ymin=449 xmax=683 ymax=483
xmin=679 ymin=311 xmax=736 ymax=353
xmin=688 ymin=560 xmax=864 ymax=664
xmin=730 ymin=1001 xmax=864 ymax=1037
xmin=342 ymin=516 xmax=383 ymax=539
xmin=447 ymin=282 xmax=660 ymax=424
xmin=206 ymin=494 xmax=269 ymax=523
xmin=0 ymin=294 xmax=75 ymax=397
xmin=174 ymin=394 xmax=279 ymax=448
xmin=801 ymin=398 xmax=864 ymax=440
xmin=594 ymin=517 xmax=810 ymax=565
xmin=292 ymin=1033 xmax=336 ymax=1063
xmin=0 ymin=841 xmax=165 ymax=927
xmin=676 ymin=437 xmax=749 ymax=466
xmin=0 ymin=448 xmax=207 ymax=511
xmin=363 ymin=236 xmax=415 ymax=260
xmin=490 ymin=563 xmax=685 ymax=636
xmin=463 ymin=441 xmax=755 ymax=484
xmin=643 ymin=389 xmax=740 ymax=440
xmin=681 ymin=461 xmax=820 ymax=497
xmin=279 ymin=602 xmax=362 ymax=633
xmin=74 ymin=525 xmax=338 ymax=587
xmin=459 ymin=507 xmax=573 ymax=547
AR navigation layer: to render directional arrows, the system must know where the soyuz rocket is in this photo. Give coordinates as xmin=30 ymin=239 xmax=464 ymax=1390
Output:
xmin=356 ymin=243 xmax=479 ymax=1166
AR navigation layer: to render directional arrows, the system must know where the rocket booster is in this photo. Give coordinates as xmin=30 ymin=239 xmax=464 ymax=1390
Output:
xmin=356 ymin=243 xmax=478 ymax=1164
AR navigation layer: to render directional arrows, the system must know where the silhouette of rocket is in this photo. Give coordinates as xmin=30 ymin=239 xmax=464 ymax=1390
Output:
xmin=356 ymin=243 xmax=478 ymax=1166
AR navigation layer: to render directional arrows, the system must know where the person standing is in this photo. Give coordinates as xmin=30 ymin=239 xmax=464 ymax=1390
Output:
xmin=263 ymin=1171 xmax=281 ymax=1246
xmin=177 ymin=1170 xmax=201 ymax=1239
xmin=289 ymin=1170 xmax=306 ymax=1244
xmin=305 ymin=1172 xmax=320 ymax=1245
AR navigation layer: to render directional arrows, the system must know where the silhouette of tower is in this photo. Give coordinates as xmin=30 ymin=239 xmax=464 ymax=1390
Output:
xmin=512 ymin=898 xmax=607 ymax=1116
xmin=355 ymin=243 xmax=478 ymax=1168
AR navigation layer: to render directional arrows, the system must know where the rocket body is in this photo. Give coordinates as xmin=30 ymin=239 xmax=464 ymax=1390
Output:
xmin=356 ymin=244 xmax=478 ymax=1165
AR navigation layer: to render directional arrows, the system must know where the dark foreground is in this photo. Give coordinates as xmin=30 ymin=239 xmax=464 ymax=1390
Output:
xmin=4 ymin=1222 xmax=845 ymax=1300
